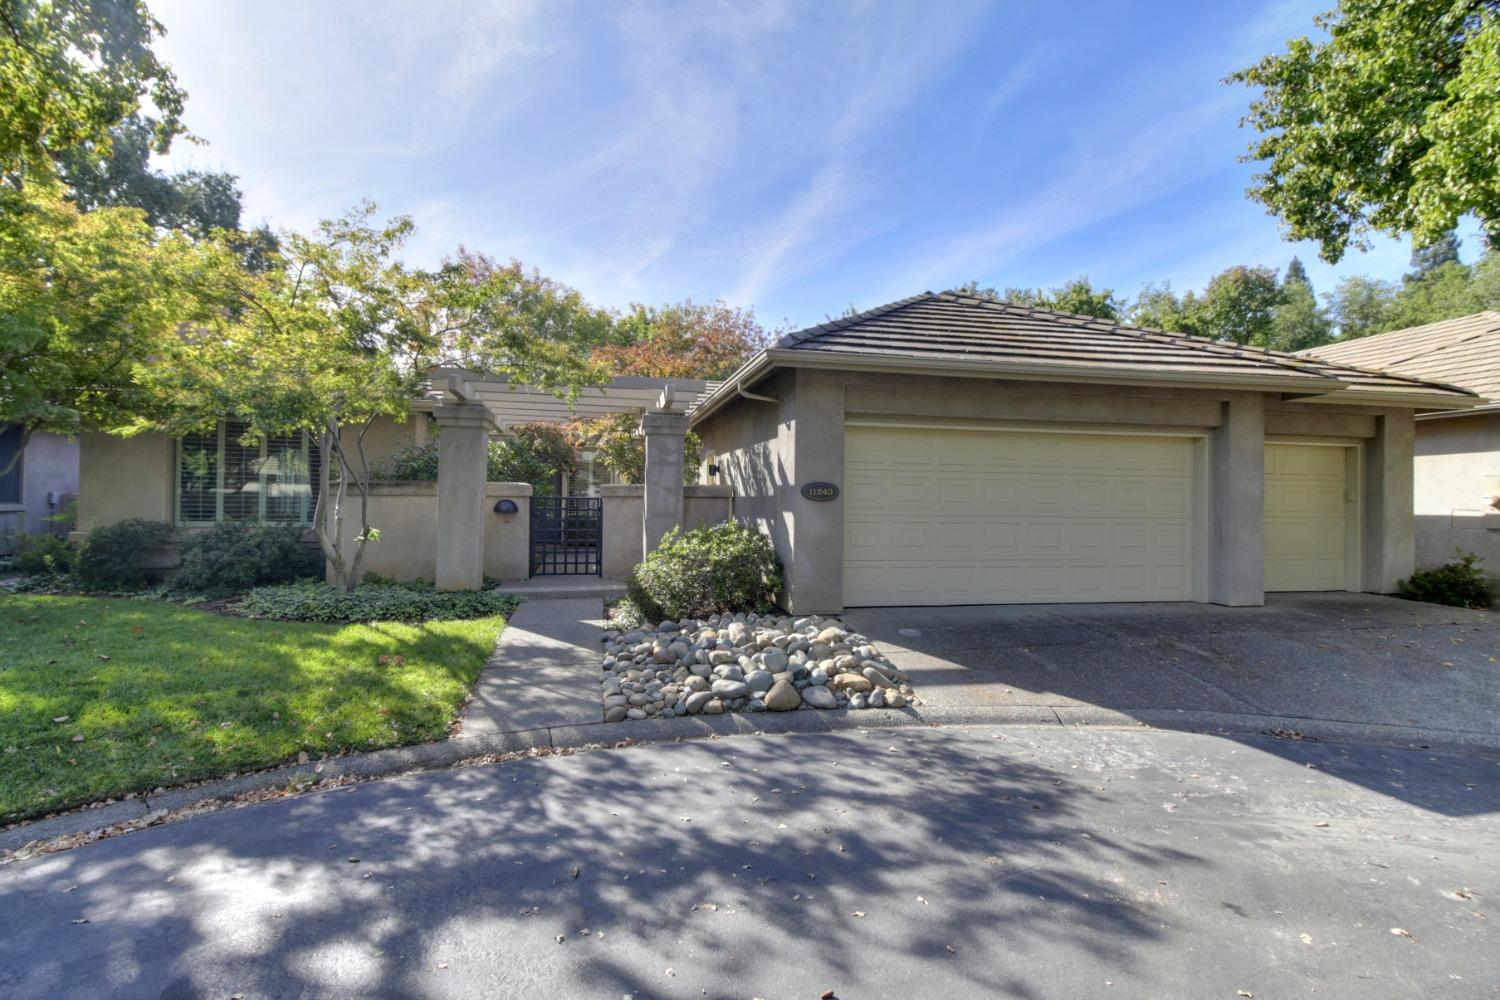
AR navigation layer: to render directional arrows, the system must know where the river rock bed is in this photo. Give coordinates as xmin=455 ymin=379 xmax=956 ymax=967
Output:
xmin=600 ymin=612 xmax=919 ymax=722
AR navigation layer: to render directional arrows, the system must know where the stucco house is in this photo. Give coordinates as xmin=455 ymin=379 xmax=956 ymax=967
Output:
xmin=1300 ymin=312 xmax=1500 ymax=589
xmin=689 ymin=291 xmax=1478 ymax=614
xmin=0 ymin=424 xmax=78 ymax=555
xmin=72 ymin=373 xmax=710 ymax=540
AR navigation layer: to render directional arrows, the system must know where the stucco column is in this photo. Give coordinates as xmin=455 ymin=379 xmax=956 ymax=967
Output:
xmin=1208 ymin=393 xmax=1265 ymax=606
xmin=1362 ymin=409 xmax=1415 ymax=593
xmin=641 ymin=409 xmax=688 ymax=555
xmin=787 ymin=368 xmax=846 ymax=615
xmin=434 ymin=402 xmax=492 ymax=591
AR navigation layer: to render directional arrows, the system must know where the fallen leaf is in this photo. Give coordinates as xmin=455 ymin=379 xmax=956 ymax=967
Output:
xmin=852 ymin=910 xmax=866 ymax=918
xmin=52 ymin=716 xmax=69 ymax=724
xmin=1390 ymin=927 xmax=1413 ymax=939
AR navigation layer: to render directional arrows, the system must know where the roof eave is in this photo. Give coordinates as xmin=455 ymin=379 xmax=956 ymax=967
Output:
xmin=687 ymin=348 xmax=1351 ymax=426
xmin=1415 ymin=400 xmax=1500 ymax=420
xmin=1300 ymin=388 xmax=1485 ymax=410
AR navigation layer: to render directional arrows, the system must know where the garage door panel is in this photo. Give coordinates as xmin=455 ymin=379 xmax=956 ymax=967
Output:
xmin=844 ymin=426 xmax=1197 ymax=606
xmin=1264 ymin=443 xmax=1348 ymax=592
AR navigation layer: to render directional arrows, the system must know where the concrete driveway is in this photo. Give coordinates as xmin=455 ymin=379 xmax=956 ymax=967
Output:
xmin=2 ymin=727 xmax=1497 ymax=999
xmin=845 ymin=593 xmax=1500 ymax=736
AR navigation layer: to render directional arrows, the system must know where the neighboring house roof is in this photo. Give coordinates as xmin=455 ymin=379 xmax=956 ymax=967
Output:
xmin=689 ymin=291 xmax=1478 ymax=425
xmin=1297 ymin=311 xmax=1500 ymax=415
xmin=425 ymin=371 xmax=711 ymax=431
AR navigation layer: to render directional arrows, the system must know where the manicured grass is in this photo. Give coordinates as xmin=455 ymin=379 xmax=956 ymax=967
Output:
xmin=0 ymin=595 xmax=506 ymax=822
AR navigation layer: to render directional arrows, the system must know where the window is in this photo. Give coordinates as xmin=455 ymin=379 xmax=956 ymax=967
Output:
xmin=565 ymin=450 xmax=616 ymax=497
xmin=0 ymin=424 xmax=20 ymax=505
xmin=177 ymin=420 xmax=320 ymax=525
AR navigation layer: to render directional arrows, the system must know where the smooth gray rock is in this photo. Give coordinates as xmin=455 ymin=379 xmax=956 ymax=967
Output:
xmin=744 ymin=669 xmax=775 ymax=693
xmin=604 ymin=705 xmax=629 ymax=723
xmin=684 ymin=691 xmax=714 ymax=714
xmin=711 ymin=679 xmax=751 ymax=700
xmin=802 ymin=685 xmax=838 ymax=709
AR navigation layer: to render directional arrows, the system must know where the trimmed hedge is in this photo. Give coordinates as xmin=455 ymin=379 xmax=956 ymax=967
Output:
xmin=626 ymin=520 xmax=782 ymax=623
xmin=236 ymin=578 xmax=519 ymax=623
xmin=166 ymin=522 xmax=324 ymax=598
xmin=1399 ymin=553 xmax=1492 ymax=609
xmin=74 ymin=518 xmax=176 ymax=590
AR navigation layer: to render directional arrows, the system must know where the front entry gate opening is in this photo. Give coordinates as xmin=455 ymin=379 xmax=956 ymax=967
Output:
xmin=530 ymin=496 xmax=603 ymax=576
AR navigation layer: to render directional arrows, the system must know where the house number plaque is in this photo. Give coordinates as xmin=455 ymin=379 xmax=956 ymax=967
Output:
xmin=800 ymin=482 xmax=840 ymax=502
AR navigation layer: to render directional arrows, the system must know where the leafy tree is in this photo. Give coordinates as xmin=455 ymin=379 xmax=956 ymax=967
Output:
xmin=1230 ymin=0 xmax=1500 ymax=262
xmin=1385 ymin=254 xmax=1500 ymax=330
xmin=56 ymin=114 xmax=245 ymax=237
xmin=1126 ymin=282 xmax=1206 ymax=336
xmin=958 ymin=277 xmax=1122 ymax=320
xmin=1283 ymin=256 xmax=1311 ymax=291
xmin=1200 ymin=265 xmax=1283 ymax=345
xmin=1266 ymin=277 xmax=1333 ymax=351
xmin=593 ymin=300 xmax=770 ymax=380
xmin=1407 ymin=229 xmax=1462 ymax=282
xmin=145 ymin=205 xmax=609 ymax=591
xmin=0 ymin=177 xmax=228 ymax=466
xmin=1323 ymin=275 xmax=1396 ymax=339
xmin=568 ymin=411 xmax=700 ymax=486
xmin=0 ymin=0 xmax=187 ymax=181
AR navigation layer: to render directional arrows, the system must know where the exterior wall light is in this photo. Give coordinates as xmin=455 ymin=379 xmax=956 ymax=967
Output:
xmin=493 ymin=499 xmax=519 ymax=515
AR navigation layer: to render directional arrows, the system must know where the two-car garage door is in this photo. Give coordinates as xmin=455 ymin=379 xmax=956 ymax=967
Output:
xmin=843 ymin=425 xmax=1197 ymax=606
xmin=843 ymin=427 xmax=1354 ymax=606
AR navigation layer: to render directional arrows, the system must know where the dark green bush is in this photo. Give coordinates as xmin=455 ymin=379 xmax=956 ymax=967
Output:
xmin=74 ymin=519 xmax=177 ymax=590
xmin=12 ymin=533 xmax=76 ymax=576
xmin=236 ymin=578 xmax=518 ymax=623
xmin=166 ymin=522 xmax=323 ymax=598
xmin=626 ymin=520 xmax=782 ymax=622
xmin=1398 ymin=553 xmax=1492 ymax=609
xmin=371 ymin=442 xmax=440 ymax=480
xmin=370 ymin=439 xmax=560 ymax=495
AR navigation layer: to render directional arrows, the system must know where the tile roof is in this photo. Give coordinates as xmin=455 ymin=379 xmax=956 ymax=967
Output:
xmin=771 ymin=291 xmax=1474 ymax=397
xmin=1298 ymin=311 xmax=1500 ymax=401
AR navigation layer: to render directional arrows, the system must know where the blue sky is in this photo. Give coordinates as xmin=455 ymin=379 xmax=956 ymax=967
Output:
xmin=151 ymin=0 xmax=1482 ymax=332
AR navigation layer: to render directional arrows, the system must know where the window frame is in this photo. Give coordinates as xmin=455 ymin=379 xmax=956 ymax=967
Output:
xmin=0 ymin=423 xmax=22 ymax=506
xmin=176 ymin=422 xmax=319 ymax=526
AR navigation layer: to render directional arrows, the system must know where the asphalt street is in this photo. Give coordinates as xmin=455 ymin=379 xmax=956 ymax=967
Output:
xmin=1 ymin=726 xmax=1497 ymax=999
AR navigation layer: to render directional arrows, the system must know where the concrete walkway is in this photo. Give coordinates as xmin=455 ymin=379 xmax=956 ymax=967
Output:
xmin=458 ymin=597 xmax=605 ymax=738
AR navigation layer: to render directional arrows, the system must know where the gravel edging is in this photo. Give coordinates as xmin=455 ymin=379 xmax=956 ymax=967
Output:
xmin=5 ymin=705 xmax=1499 ymax=856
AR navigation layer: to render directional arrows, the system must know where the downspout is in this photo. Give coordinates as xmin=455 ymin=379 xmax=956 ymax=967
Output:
xmin=736 ymin=380 xmax=778 ymax=404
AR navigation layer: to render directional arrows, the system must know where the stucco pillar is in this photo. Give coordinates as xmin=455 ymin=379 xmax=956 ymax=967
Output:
xmin=434 ymin=402 xmax=492 ymax=591
xmin=641 ymin=409 xmax=688 ymax=555
xmin=1208 ymin=393 xmax=1265 ymax=606
xmin=1362 ymin=409 xmax=1415 ymax=593
xmin=787 ymin=368 xmax=846 ymax=615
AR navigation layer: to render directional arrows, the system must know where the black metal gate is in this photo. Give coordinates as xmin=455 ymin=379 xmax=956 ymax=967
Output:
xmin=529 ymin=496 xmax=602 ymax=576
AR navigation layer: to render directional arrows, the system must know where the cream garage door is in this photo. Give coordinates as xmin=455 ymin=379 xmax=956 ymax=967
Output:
xmin=1264 ymin=443 xmax=1348 ymax=591
xmin=843 ymin=425 xmax=1197 ymax=606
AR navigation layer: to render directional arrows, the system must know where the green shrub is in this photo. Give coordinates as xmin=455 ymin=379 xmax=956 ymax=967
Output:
xmin=237 ymin=578 xmax=519 ymax=623
xmin=626 ymin=520 xmax=782 ymax=622
xmin=166 ymin=522 xmax=324 ymax=598
xmin=74 ymin=518 xmax=177 ymax=590
xmin=1398 ymin=553 xmax=1492 ymax=609
xmin=370 ymin=438 xmax=561 ymax=495
xmin=12 ymin=533 xmax=76 ymax=576
xmin=372 ymin=442 xmax=441 ymax=480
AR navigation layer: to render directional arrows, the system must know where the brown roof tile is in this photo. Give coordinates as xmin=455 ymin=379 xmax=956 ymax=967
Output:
xmin=1298 ymin=312 xmax=1500 ymax=399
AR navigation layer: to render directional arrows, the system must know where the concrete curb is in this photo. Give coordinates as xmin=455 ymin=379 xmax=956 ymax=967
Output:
xmin=6 ymin=704 xmax=1499 ymax=854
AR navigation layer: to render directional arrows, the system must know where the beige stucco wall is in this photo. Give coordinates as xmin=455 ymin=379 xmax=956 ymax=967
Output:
xmin=1414 ymin=413 xmax=1500 ymax=587
xmin=75 ymin=432 xmax=176 ymax=534
xmin=482 ymin=482 xmax=533 ymax=583
xmin=598 ymin=483 xmax=733 ymax=579
xmin=695 ymin=370 xmax=1420 ymax=614
xmin=335 ymin=480 xmax=532 ymax=584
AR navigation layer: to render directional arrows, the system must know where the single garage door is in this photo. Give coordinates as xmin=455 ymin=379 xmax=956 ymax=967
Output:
xmin=843 ymin=424 xmax=1198 ymax=606
xmin=1264 ymin=443 xmax=1349 ymax=591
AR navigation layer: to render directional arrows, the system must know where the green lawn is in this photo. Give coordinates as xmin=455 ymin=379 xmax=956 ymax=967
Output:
xmin=0 ymin=595 xmax=505 ymax=822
